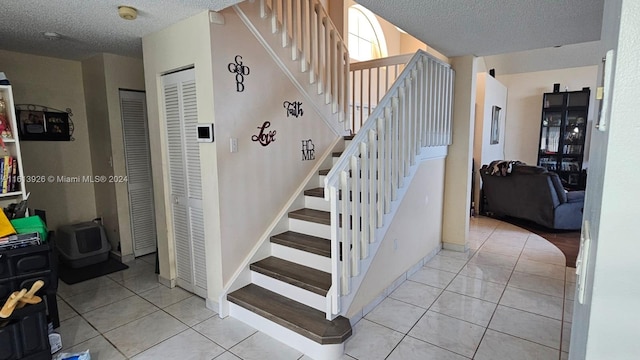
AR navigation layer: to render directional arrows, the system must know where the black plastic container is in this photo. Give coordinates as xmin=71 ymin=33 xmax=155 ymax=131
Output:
xmin=0 ymin=301 xmax=51 ymax=360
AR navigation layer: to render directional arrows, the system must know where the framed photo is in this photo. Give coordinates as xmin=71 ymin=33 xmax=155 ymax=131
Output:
xmin=17 ymin=110 xmax=70 ymax=141
xmin=490 ymin=105 xmax=501 ymax=145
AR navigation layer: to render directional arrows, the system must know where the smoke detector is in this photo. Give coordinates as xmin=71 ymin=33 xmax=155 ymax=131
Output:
xmin=118 ymin=6 xmax=138 ymax=20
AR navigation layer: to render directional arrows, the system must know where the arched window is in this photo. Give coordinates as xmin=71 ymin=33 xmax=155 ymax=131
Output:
xmin=348 ymin=5 xmax=387 ymax=61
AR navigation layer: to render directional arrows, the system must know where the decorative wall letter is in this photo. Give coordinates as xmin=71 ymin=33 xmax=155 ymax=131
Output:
xmin=301 ymin=139 xmax=315 ymax=161
xmin=227 ymin=55 xmax=250 ymax=92
xmin=251 ymin=121 xmax=276 ymax=146
xmin=283 ymin=101 xmax=304 ymax=118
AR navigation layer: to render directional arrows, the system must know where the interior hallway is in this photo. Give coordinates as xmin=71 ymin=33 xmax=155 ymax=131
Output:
xmin=55 ymin=216 xmax=574 ymax=359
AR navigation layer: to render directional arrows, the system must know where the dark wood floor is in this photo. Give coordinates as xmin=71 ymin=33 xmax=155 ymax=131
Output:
xmin=493 ymin=216 xmax=580 ymax=268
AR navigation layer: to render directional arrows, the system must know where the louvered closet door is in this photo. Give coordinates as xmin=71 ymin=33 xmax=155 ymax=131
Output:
xmin=120 ymin=90 xmax=157 ymax=257
xmin=162 ymin=68 xmax=207 ymax=297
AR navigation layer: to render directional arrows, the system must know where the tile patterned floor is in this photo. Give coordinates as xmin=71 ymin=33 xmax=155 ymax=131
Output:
xmin=55 ymin=216 xmax=574 ymax=359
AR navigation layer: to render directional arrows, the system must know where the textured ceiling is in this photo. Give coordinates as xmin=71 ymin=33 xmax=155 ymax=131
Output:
xmin=355 ymin=0 xmax=604 ymax=57
xmin=0 ymin=0 xmax=244 ymax=61
xmin=0 ymin=0 xmax=604 ymax=61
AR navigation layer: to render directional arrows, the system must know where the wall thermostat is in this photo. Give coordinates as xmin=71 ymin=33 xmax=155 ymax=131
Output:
xmin=197 ymin=124 xmax=214 ymax=142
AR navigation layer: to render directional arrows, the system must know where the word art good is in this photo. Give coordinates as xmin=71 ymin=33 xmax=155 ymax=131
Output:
xmin=228 ymin=55 xmax=250 ymax=92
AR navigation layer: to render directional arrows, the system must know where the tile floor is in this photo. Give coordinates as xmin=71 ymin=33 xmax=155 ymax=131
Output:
xmin=54 ymin=216 xmax=575 ymax=359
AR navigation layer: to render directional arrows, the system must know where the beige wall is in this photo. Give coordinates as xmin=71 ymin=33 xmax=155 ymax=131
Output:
xmin=496 ymin=66 xmax=598 ymax=166
xmin=143 ymin=11 xmax=223 ymax=299
xmin=81 ymin=53 xmax=145 ymax=256
xmin=103 ymin=54 xmax=145 ymax=258
xmin=0 ymin=49 xmax=97 ymax=230
xmin=348 ymin=157 xmax=445 ymax=317
xmin=211 ymin=7 xmax=338 ymax=285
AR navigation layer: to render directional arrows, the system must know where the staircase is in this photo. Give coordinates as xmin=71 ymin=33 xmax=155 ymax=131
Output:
xmin=224 ymin=1 xmax=454 ymax=359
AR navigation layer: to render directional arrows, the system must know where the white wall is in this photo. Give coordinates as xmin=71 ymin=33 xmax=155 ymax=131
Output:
xmin=571 ymin=0 xmax=640 ymax=358
xmin=473 ymin=73 xmax=507 ymax=209
xmin=143 ymin=11 xmax=224 ymax=300
xmin=0 ymin=49 xmax=97 ymax=230
xmin=347 ymin=157 xmax=445 ymax=317
xmin=211 ymin=7 xmax=338 ymax=285
xmin=496 ymin=66 xmax=598 ymax=166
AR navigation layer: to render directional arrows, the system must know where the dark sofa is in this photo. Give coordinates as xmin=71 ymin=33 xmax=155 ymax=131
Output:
xmin=480 ymin=164 xmax=584 ymax=230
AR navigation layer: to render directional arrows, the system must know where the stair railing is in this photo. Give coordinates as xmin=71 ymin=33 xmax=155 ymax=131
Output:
xmin=349 ymin=53 xmax=413 ymax=133
xmin=259 ymin=0 xmax=350 ymax=127
xmin=324 ymin=50 xmax=454 ymax=319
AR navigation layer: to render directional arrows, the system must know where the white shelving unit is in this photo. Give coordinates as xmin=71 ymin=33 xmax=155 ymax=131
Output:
xmin=0 ymin=84 xmax=28 ymax=208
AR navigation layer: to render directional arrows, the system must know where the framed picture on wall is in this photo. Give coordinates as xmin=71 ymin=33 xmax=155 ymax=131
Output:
xmin=490 ymin=105 xmax=501 ymax=145
xmin=17 ymin=110 xmax=71 ymax=141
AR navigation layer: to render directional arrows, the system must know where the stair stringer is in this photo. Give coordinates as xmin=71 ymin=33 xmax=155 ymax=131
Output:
xmin=233 ymin=2 xmax=349 ymax=137
xmin=329 ymin=145 xmax=448 ymax=317
xmin=218 ymin=136 xmax=342 ymax=317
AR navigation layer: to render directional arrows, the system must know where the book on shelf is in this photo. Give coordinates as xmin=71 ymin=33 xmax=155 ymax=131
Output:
xmin=1 ymin=155 xmax=18 ymax=193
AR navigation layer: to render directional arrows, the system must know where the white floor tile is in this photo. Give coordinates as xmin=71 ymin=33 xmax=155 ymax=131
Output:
xmin=500 ymin=287 xmax=563 ymax=320
xmin=387 ymin=335 xmax=468 ymax=360
xmin=408 ymin=311 xmax=484 ymax=358
xmin=515 ymin=259 xmax=566 ymax=280
xmin=132 ymin=329 xmax=225 ymax=360
xmin=193 ymin=315 xmax=257 ymax=349
xmin=566 ymin=268 xmax=577 ymax=283
xmin=508 ymin=271 xmax=565 ymax=298
xmin=64 ymin=282 xmax=135 ymax=314
xmin=564 ymin=298 xmax=574 ymax=322
xmin=561 ymin=351 xmax=569 ymax=360
xmin=459 ymin=263 xmax=513 ymax=285
xmin=437 ymin=249 xmax=476 ymax=261
xmin=63 ymin=335 xmax=125 ymax=360
xmin=489 ymin=305 xmax=561 ymax=349
xmin=480 ymin=242 xmax=524 ymax=257
xmin=565 ymin=281 xmax=576 ymax=301
xmin=138 ymin=253 xmax=157 ymax=265
xmin=344 ymin=319 xmax=404 ymax=360
xmin=108 ymin=259 xmax=156 ymax=282
xmin=139 ymin=284 xmax=192 ymax=308
xmin=103 ymin=311 xmax=188 ymax=358
xmin=56 ymin=297 xmax=78 ymax=321
xmin=83 ymin=295 xmax=158 ymax=333
xmin=475 ymin=329 xmax=559 ymax=360
xmin=430 ymin=290 xmax=497 ymax=327
xmin=408 ymin=267 xmax=456 ymax=288
xmin=57 ymin=276 xmax=121 ymax=299
xmin=424 ymin=255 xmax=468 ymax=273
xmin=230 ymin=332 xmax=302 ymax=360
xmin=364 ymin=297 xmax=425 ymax=333
xmin=388 ymin=280 xmax=443 ymax=309
xmin=120 ymin=272 xmax=161 ymax=294
xmin=520 ymin=247 xmax=566 ymax=266
xmin=214 ymin=352 xmax=242 ymax=360
xmin=468 ymin=251 xmax=519 ymax=269
xmin=58 ymin=316 xmax=100 ymax=349
xmin=164 ymin=295 xmax=216 ymax=326
xmin=446 ymin=274 xmax=506 ymax=303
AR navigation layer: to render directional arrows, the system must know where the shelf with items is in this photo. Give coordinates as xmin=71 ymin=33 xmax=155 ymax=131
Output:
xmin=0 ymin=84 xmax=27 ymax=206
xmin=537 ymin=88 xmax=590 ymax=190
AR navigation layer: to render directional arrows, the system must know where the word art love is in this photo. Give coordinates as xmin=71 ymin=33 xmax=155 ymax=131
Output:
xmin=251 ymin=121 xmax=276 ymax=147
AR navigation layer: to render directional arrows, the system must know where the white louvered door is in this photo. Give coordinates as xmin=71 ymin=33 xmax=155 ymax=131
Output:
xmin=120 ymin=90 xmax=157 ymax=257
xmin=162 ymin=68 xmax=207 ymax=297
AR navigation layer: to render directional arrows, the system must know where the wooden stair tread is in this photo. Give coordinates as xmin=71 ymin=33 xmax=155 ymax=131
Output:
xmin=304 ymin=187 xmax=325 ymax=198
xmin=270 ymin=231 xmax=330 ymax=258
xmin=288 ymin=208 xmax=330 ymax=225
xmin=319 ymin=169 xmax=330 ymax=176
xmin=332 ymin=151 xmax=343 ymax=157
xmin=228 ymin=284 xmax=352 ymax=344
xmin=251 ymin=257 xmax=330 ymax=295
xmin=344 ymin=135 xmax=354 ymax=140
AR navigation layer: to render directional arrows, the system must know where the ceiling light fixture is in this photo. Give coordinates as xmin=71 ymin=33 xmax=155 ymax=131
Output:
xmin=118 ymin=5 xmax=138 ymax=20
xmin=42 ymin=32 xmax=61 ymax=40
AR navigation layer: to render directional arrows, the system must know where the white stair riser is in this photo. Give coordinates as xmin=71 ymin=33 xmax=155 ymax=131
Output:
xmin=305 ymin=195 xmax=330 ymax=212
xmin=344 ymin=139 xmax=351 ymax=147
xmin=251 ymin=271 xmax=326 ymax=312
xmin=289 ymin=218 xmax=331 ymax=239
xmin=332 ymin=156 xmax=340 ymax=166
xmin=271 ymin=243 xmax=332 ymax=273
xmin=229 ymin=303 xmax=345 ymax=360
xmin=318 ymin=174 xmax=326 ymax=187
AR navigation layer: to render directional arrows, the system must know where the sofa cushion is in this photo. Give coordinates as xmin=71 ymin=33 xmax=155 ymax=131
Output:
xmin=548 ymin=172 xmax=568 ymax=203
xmin=512 ymin=165 xmax=547 ymax=175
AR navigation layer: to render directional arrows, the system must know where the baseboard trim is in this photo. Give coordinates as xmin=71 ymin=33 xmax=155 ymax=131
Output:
xmin=442 ymin=242 xmax=469 ymax=252
xmin=158 ymin=275 xmax=175 ymax=288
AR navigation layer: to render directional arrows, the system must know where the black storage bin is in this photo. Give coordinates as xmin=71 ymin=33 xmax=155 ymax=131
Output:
xmin=0 ymin=301 xmax=51 ymax=360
